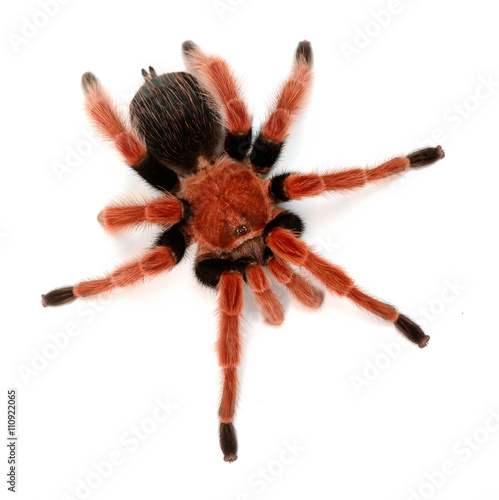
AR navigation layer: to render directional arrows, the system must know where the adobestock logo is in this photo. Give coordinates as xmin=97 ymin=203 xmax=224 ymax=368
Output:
xmin=213 ymin=0 xmax=245 ymax=21
xmin=350 ymin=278 xmax=466 ymax=395
xmin=17 ymin=300 xmax=108 ymax=385
xmin=52 ymin=130 xmax=98 ymax=182
xmin=410 ymin=277 xmax=467 ymax=331
xmin=60 ymin=396 xmax=178 ymax=500
xmin=7 ymin=0 xmax=73 ymax=54
xmin=230 ymin=439 xmax=306 ymax=499
xmin=415 ymin=74 xmax=499 ymax=148
xmin=340 ymin=0 xmax=416 ymax=63
xmin=308 ymin=234 xmax=340 ymax=259
xmin=406 ymin=406 xmax=499 ymax=500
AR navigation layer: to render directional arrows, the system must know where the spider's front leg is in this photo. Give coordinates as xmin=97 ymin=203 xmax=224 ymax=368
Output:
xmin=249 ymin=41 xmax=313 ymax=175
xmin=182 ymin=41 xmax=253 ymax=161
xmin=263 ymin=216 xmax=430 ymax=348
xmin=81 ymin=72 xmax=179 ymax=192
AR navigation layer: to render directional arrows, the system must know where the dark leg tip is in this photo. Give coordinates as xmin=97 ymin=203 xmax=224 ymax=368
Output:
xmin=182 ymin=40 xmax=199 ymax=57
xmin=394 ymin=313 xmax=429 ymax=348
xmin=224 ymin=453 xmax=238 ymax=463
xmin=219 ymin=422 xmax=238 ymax=463
xmin=296 ymin=40 xmax=313 ymax=67
xmin=419 ymin=334 xmax=431 ymax=349
xmin=97 ymin=210 xmax=104 ymax=225
xmin=81 ymin=72 xmax=99 ymax=95
xmin=42 ymin=287 xmax=76 ymax=307
xmin=408 ymin=146 xmax=445 ymax=168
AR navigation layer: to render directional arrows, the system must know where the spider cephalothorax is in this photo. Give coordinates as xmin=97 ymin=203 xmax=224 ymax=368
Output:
xmin=180 ymin=157 xmax=275 ymax=251
xmin=42 ymin=41 xmax=445 ymax=462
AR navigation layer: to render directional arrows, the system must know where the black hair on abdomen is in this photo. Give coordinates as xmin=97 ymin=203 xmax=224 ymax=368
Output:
xmin=130 ymin=72 xmax=223 ymax=174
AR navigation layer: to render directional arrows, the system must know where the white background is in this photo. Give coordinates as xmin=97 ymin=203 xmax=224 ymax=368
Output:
xmin=2 ymin=1 xmax=499 ymax=499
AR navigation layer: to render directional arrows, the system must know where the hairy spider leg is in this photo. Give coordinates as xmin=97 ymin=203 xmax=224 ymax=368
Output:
xmin=267 ymin=228 xmax=430 ymax=348
xmin=81 ymin=72 xmax=178 ymax=191
xmin=266 ymin=254 xmax=324 ymax=309
xmin=182 ymin=41 xmax=252 ymax=161
xmin=249 ymin=40 xmax=313 ymax=175
xmin=97 ymin=193 xmax=184 ymax=235
xmin=217 ymin=272 xmax=245 ymax=462
xmin=42 ymin=227 xmax=185 ymax=306
xmin=270 ymin=147 xmax=445 ymax=201
xmin=246 ymin=264 xmax=284 ymax=325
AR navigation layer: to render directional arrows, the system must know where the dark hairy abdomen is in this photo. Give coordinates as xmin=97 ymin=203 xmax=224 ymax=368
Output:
xmin=130 ymin=72 xmax=223 ymax=174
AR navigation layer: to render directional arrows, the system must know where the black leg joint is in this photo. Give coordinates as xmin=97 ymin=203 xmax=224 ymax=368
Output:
xmin=269 ymin=173 xmax=291 ymax=202
xmin=263 ymin=212 xmax=304 ymax=241
xmin=134 ymin=152 xmax=179 ymax=192
xmin=195 ymin=257 xmax=254 ymax=288
xmin=155 ymin=225 xmax=186 ymax=263
xmin=224 ymin=129 xmax=253 ymax=161
xmin=250 ymin=134 xmax=283 ymax=173
xmin=263 ymin=247 xmax=275 ymax=265
xmin=180 ymin=199 xmax=192 ymax=224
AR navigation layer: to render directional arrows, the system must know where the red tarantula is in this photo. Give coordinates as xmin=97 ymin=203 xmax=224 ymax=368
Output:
xmin=42 ymin=40 xmax=444 ymax=462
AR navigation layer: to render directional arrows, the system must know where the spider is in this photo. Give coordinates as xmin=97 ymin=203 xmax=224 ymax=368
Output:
xmin=42 ymin=40 xmax=445 ymax=462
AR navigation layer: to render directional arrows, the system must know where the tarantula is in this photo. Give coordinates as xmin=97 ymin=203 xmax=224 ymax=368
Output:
xmin=42 ymin=40 xmax=445 ymax=462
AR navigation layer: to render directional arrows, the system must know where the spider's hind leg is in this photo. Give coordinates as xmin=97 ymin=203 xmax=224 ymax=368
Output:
xmin=246 ymin=263 xmax=285 ymax=325
xmin=266 ymin=251 xmax=324 ymax=310
xmin=196 ymin=256 xmax=284 ymax=461
xmin=263 ymin=212 xmax=324 ymax=310
xmin=217 ymin=271 xmax=244 ymax=462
